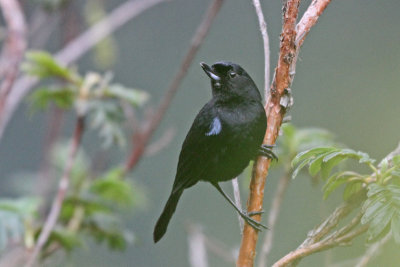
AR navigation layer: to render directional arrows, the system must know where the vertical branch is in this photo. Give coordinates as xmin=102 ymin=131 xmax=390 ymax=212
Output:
xmin=238 ymin=0 xmax=332 ymax=265
xmin=237 ymin=1 xmax=300 ymax=266
xmin=26 ymin=116 xmax=85 ymax=267
xmin=124 ymin=0 xmax=225 ymax=172
xmin=0 ymin=0 xmax=26 ymax=116
xmin=257 ymin=171 xmax=291 ymax=267
xmin=251 ymin=0 xmax=271 ymax=101
xmin=231 ymin=177 xmax=244 ymax=232
xmin=187 ymin=225 xmax=209 ymax=267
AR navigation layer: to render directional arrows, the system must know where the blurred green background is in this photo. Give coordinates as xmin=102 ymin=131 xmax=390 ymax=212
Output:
xmin=1 ymin=0 xmax=400 ymax=266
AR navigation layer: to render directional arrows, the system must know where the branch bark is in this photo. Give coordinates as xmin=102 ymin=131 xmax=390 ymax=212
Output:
xmin=0 ymin=0 xmax=26 ymax=117
xmin=237 ymin=1 xmax=301 ymax=265
xmin=237 ymin=0 xmax=332 ymax=266
xmin=0 ymin=0 xmax=168 ymax=141
xmin=25 ymin=116 xmax=85 ymax=267
xmin=124 ymin=0 xmax=225 ymax=172
xmin=273 ymin=225 xmax=368 ymax=267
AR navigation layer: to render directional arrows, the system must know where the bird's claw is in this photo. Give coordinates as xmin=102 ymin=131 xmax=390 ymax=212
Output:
xmin=239 ymin=210 xmax=268 ymax=231
xmin=259 ymin=144 xmax=278 ymax=161
xmin=248 ymin=210 xmax=265 ymax=216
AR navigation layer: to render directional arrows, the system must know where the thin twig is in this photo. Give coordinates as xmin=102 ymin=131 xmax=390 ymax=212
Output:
xmin=187 ymin=224 xmax=209 ymax=267
xmin=355 ymin=232 xmax=392 ymax=267
xmin=295 ymin=0 xmax=332 ymax=47
xmin=257 ymin=171 xmax=291 ymax=267
xmin=25 ymin=117 xmax=85 ymax=267
xmin=124 ymin=0 xmax=225 ymax=172
xmin=251 ymin=0 xmax=271 ymax=101
xmin=144 ymin=128 xmax=175 ymax=157
xmin=0 ymin=0 xmax=168 ymax=140
xmin=0 ymin=0 xmax=26 ymax=116
xmin=272 ymin=225 xmax=368 ymax=267
xmin=298 ymin=202 xmax=357 ymax=249
xmin=203 ymin=235 xmax=236 ymax=264
xmin=186 ymin=223 xmax=236 ymax=264
xmin=231 ymin=177 xmax=244 ymax=232
xmin=237 ymin=1 xmax=301 ymax=266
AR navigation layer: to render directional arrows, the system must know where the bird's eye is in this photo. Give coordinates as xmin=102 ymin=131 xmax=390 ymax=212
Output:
xmin=229 ymin=71 xmax=237 ymax=78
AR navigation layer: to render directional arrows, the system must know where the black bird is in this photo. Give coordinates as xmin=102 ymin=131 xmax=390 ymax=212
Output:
xmin=153 ymin=61 xmax=276 ymax=243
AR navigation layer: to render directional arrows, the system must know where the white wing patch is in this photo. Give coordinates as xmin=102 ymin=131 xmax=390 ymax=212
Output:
xmin=206 ymin=117 xmax=222 ymax=136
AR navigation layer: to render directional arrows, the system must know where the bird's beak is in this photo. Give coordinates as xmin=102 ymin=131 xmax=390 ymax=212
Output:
xmin=200 ymin=62 xmax=221 ymax=81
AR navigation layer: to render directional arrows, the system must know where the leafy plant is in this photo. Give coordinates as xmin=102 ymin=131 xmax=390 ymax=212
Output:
xmin=45 ymin=143 xmax=143 ymax=254
xmin=23 ymin=51 xmax=149 ymax=148
xmin=0 ymin=197 xmax=40 ymax=251
xmin=292 ymin=142 xmax=400 ymax=244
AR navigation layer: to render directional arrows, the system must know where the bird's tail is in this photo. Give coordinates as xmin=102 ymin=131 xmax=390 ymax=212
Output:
xmin=153 ymin=189 xmax=183 ymax=243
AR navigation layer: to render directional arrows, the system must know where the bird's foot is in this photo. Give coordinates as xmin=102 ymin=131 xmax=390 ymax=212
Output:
xmin=247 ymin=210 xmax=264 ymax=216
xmin=239 ymin=210 xmax=268 ymax=231
xmin=259 ymin=144 xmax=278 ymax=161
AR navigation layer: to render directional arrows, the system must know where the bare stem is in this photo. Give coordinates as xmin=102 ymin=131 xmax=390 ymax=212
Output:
xmin=0 ymin=0 xmax=168 ymax=141
xmin=272 ymin=225 xmax=368 ymax=267
xmin=232 ymin=177 xmax=244 ymax=232
xmin=187 ymin=225 xmax=209 ymax=267
xmin=124 ymin=0 xmax=225 ymax=172
xmin=355 ymin=233 xmax=392 ymax=267
xmin=25 ymin=116 xmax=85 ymax=267
xmin=251 ymin=0 xmax=271 ymax=101
xmin=0 ymin=0 xmax=26 ymax=116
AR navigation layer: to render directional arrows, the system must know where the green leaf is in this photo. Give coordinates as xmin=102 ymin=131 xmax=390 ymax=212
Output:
xmin=106 ymin=84 xmax=149 ymax=106
xmin=0 ymin=197 xmax=40 ymax=251
xmin=29 ymin=87 xmax=75 ymax=110
xmin=22 ymin=51 xmax=74 ymax=81
xmin=83 ymin=213 xmax=134 ymax=250
xmin=308 ymin=153 xmax=326 ymax=177
xmin=292 ymin=147 xmax=336 ymax=167
xmin=379 ymin=158 xmax=389 ymax=173
xmin=343 ymin=181 xmax=362 ymax=201
xmin=322 ymin=171 xmax=362 ymax=199
xmin=392 ymin=155 xmax=400 ymax=166
xmin=61 ymin=194 xmax=111 ymax=221
xmin=0 ymin=197 xmax=40 ymax=216
xmin=88 ymin=100 xmax=126 ymax=148
xmin=90 ymin=172 xmax=134 ymax=207
xmin=295 ymin=128 xmax=334 ymax=152
xmin=0 ymin=211 xmax=24 ymax=250
xmin=368 ymin=204 xmax=395 ymax=240
xmin=321 ymin=148 xmax=375 ymax=165
xmin=47 ymin=228 xmax=83 ymax=252
xmin=392 ymin=170 xmax=400 ymax=178
xmin=391 ymin=213 xmax=400 ymax=244
xmin=320 ymin=156 xmax=346 ymax=180
xmin=292 ymin=158 xmax=310 ymax=179
xmin=322 ymin=173 xmax=347 ymax=199
xmin=362 ymin=184 xmax=400 ymax=242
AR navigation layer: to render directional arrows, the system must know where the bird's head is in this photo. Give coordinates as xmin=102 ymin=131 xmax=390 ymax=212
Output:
xmin=200 ymin=61 xmax=262 ymax=102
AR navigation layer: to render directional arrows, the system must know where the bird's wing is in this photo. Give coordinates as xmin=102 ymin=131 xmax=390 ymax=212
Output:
xmin=171 ymin=102 xmax=226 ymax=193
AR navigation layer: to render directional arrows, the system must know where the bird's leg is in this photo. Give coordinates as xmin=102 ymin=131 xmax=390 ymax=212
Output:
xmin=259 ymin=144 xmax=278 ymax=161
xmin=211 ymin=182 xmax=268 ymax=231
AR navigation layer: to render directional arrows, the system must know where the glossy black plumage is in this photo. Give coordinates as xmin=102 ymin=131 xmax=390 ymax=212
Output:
xmin=153 ymin=61 xmax=269 ymax=243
